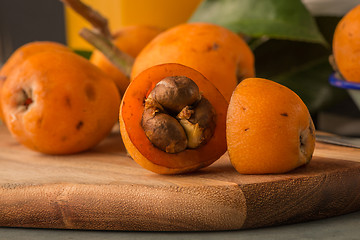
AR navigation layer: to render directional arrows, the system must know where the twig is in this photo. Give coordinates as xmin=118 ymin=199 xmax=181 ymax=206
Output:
xmin=60 ymin=0 xmax=134 ymax=78
xmin=80 ymin=28 xmax=133 ymax=78
xmin=61 ymin=0 xmax=112 ymax=39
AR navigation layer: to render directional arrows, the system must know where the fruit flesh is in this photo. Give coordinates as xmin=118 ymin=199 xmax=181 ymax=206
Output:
xmin=226 ymin=78 xmax=315 ymax=174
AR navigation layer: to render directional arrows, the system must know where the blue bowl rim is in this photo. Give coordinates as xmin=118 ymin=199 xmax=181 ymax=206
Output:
xmin=329 ymin=73 xmax=360 ymax=90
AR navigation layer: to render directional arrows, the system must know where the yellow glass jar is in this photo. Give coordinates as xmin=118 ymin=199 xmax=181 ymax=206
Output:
xmin=64 ymin=0 xmax=203 ymax=51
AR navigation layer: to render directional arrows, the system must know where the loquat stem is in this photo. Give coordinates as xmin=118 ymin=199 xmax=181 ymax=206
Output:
xmin=61 ymin=0 xmax=134 ymax=78
xmin=80 ymin=28 xmax=133 ymax=78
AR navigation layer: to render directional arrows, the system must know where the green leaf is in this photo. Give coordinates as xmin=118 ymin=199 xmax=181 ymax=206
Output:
xmin=253 ymin=38 xmax=330 ymax=79
xmin=74 ymin=50 xmax=92 ymax=59
xmin=272 ymin=58 xmax=348 ymax=114
xmin=190 ymin=0 xmax=327 ymax=45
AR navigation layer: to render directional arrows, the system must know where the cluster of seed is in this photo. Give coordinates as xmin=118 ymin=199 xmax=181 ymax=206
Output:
xmin=141 ymin=76 xmax=216 ymax=153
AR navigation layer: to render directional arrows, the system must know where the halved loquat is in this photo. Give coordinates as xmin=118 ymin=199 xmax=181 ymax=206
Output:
xmin=226 ymin=78 xmax=316 ymax=174
xmin=120 ymin=63 xmax=228 ymax=174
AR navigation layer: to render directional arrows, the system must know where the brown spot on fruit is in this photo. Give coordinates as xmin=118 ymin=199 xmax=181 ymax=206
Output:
xmin=207 ymin=42 xmax=219 ymax=51
xmin=76 ymin=121 xmax=84 ymax=130
xmin=65 ymin=96 xmax=72 ymax=108
xmin=85 ymin=83 xmax=96 ymax=101
xmin=212 ymin=42 xmax=219 ymax=50
xmin=281 ymin=113 xmax=288 ymax=117
xmin=37 ymin=117 xmax=43 ymax=127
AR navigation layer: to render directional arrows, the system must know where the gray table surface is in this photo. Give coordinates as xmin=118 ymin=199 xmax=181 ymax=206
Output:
xmin=1 ymin=210 xmax=360 ymax=240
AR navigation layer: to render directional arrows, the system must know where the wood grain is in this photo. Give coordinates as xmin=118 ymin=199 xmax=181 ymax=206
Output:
xmin=0 ymin=124 xmax=360 ymax=231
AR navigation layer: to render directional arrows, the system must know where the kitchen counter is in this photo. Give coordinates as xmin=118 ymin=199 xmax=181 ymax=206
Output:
xmin=1 ymin=210 xmax=360 ymax=240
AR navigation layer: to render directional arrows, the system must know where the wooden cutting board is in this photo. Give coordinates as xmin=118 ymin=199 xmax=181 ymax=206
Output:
xmin=1 ymin=123 xmax=360 ymax=231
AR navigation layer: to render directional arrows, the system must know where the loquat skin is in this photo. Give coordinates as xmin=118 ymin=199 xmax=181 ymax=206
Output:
xmin=0 ymin=41 xmax=71 ymax=121
xmin=226 ymin=78 xmax=316 ymax=174
xmin=131 ymin=22 xmax=255 ymax=102
xmin=1 ymin=51 xmax=120 ymax=155
xmin=90 ymin=25 xmax=163 ymax=96
xmin=333 ymin=4 xmax=360 ymax=83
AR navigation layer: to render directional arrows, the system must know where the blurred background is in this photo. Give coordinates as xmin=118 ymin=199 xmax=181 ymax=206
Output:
xmin=1 ymin=0 xmax=358 ymax=54
xmin=0 ymin=0 xmax=359 ymax=136
xmin=0 ymin=0 xmax=66 ymax=60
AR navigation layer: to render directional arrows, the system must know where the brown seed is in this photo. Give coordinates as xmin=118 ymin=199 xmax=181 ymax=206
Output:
xmin=141 ymin=106 xmax=187 ymax=153
xmin=147 ymin=76 xmax=200 ymax=113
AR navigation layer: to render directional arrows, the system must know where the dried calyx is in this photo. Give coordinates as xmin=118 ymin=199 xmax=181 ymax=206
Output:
xmin=141 ymin=76 xmax=216 ymax=153
xmin=18 ymin=88 xmax=33 ymax=111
